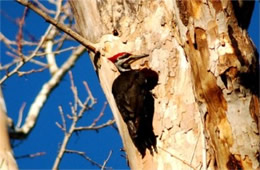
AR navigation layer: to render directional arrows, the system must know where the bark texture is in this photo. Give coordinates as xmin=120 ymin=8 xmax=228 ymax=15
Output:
xmin=0 ymin=88 xmax=18 ymax=170
xmin=69 ymin=0 xmax=259 ymax=169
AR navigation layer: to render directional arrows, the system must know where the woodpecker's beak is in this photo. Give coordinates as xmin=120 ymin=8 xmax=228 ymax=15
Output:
xmin=128 ymin=54 xmax=149 ymax=64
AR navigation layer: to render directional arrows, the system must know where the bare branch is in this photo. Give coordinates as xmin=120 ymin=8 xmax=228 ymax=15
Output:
xmin=74 ymin=119 xmax=115 ymax=132
xmin=0 ymin=32 xmax=38 ymax=46
xmin=69 ymin=71 xmax=79 ymax=113
xmin=53 ymin=95 xmax=93 ymax=169
xmin=57 ymin=105 xmax=67 ymax=133
xmin=1 ymin=0 xmax=64 ymax=84
xmin=36 ymin=46 xmax=76 ymax=57
xmin=45 ymin=29 xmax=59 ymax=75
xmin=53 ymin=72 xmax=114 ymax=169
xmin=90 ymin=102 xmax=108 ymax=127
xmin=32 ymin=0 xmax=56 ymax=15
xmin=17 ymin=66 xmax=48 ymax=76
xmin=0 ymin=33 xmax=47 ymax=68
xmin=55 ymin=122 xmax=64 ymax=132
xmin=16 ymin=0 xmax=97 ymax=53
xmin=69 ymin=102 xmax=77 ymax=117
xmin=16 ymin=102 xmax=26 ymax=128
xmin=9 ymin=45 xmax=86 ymax=139
xmin=0 ymin=32 xmax=25 ymax=58
xmin=101 ymin=150 xmax=113 ymax=170
xmin=83 ymin=81 xmax=95 ymax=104
xmin=44 ymin=0 xmax=62 ymax=75
xmin=16 ymin=7 xmax=29 ymax=54
xmin=16 ymin=152 xmax=46 ymax=159
xmin=64 ymin=149 xmax=104 ymax=169
xmin=0 ymin=17 xmax=52 ymax=84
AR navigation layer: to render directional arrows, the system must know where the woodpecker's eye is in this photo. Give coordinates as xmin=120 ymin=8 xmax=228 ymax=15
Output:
xmin=123 ymin=63 xmax=129 ymax=68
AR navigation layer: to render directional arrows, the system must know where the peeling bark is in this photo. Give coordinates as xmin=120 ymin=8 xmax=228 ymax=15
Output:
xmin=70 ymin=0 xmax=259 ymax=169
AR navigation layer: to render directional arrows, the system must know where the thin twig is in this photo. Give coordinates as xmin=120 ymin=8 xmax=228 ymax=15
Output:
xmin=16 ymin=152 xmax=46 ymax=159
xmin=69 ymin=71 xmax=78 ymax=114
xmin=9 ymin=45 xmax=86 ymax=139
xmin=16 ymin=0 xmax=97 ymax=53
xmin=65 ymin=149 xmax=103 ymax=168
xmin=74 ymin=119 xmax=115 ymax=131
xmin=0 ymin=32 xmax=38 ymax=46
xmin=5 ymin=51 xmax=47 ymax=67
xmin=55 ymin=122 xmax=63 ymax=131
xmin=53 ymin=73 xmax=114 ymax=169
xmin=90 ymin=102 xmax=108 ymax=127
xmin=69 ymin=102 xmax=77 ymax=117
xmin=16 ymin=7 xmax=29 ymax=54
xmin=83 ymin=81 xmax=95 ymax=104
xmin=0 ymin=32 xmax=23 ymax=56
xmin=101 ymin=150 xmax=113 ymax=170
xmin=0 ymin=8 xmax=37 ymax=42
xmin=33 ymin=0 xmax=56 ymax=15
xmin=17 ymin=66 xmax=48 ymax=76
xmin=0 ymin=0 xmax=65 ymax=84
xmin=0 ymin=16 xmax=52 ymax=84
xmin=58 ymin=105 xmax=66 ymax=133
xmin=52 ymin=77 xmax=95 ymax=169
xmin=53 ymin=100 xmax=91 ymax=169
xmin=36 ymin=46 xmax=76 ymax=57
xmin=16 ymin=102 xmax=26 ymax=128
xmin=0 ymin=60 xmax=16 ymax=71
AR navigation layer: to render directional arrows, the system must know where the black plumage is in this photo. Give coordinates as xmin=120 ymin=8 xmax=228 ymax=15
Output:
xmin=112 ymin=68 xmax=158 ymax=157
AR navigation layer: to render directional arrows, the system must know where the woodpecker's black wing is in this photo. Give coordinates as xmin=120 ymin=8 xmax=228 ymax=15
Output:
xmin=112 ymin=70 xmax=145 ymax=135
xmin=112 ymin=69 xmax=158 ymax=157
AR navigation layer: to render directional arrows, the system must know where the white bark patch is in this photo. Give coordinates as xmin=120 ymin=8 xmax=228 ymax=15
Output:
xmin=217 ymin=38 xmax=234 ymax=56
xmin=216 ymin=12 xmax=228 ymax=34
xmin=151 ymin=49 xmax=169 ymax=85
xmin=225 ymin=92 xmax=260 ymax=169
xmin=194 ymin=4 xmax=212 ymax=30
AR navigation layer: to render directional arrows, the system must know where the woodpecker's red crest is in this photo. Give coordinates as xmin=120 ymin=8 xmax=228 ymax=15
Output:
xmin=108 ymin=52 xmax=149 ymax=72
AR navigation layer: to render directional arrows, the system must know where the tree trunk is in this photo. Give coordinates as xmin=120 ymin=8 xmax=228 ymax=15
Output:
xmin=0 ymin=88 xmax=18 ymax=170
xmin=69 ymin=0 xmax=259 ymax=169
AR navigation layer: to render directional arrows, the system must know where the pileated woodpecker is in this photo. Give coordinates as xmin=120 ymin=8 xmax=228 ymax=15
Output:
xmin=108 ymin=52 xmax=158 ymax=157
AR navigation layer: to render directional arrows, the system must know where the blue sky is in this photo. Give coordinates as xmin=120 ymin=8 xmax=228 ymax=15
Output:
xmin=0 ymin=1 xmax=259 ymax=169
xmin=1 ymin=1 xmax=127 ymax=169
